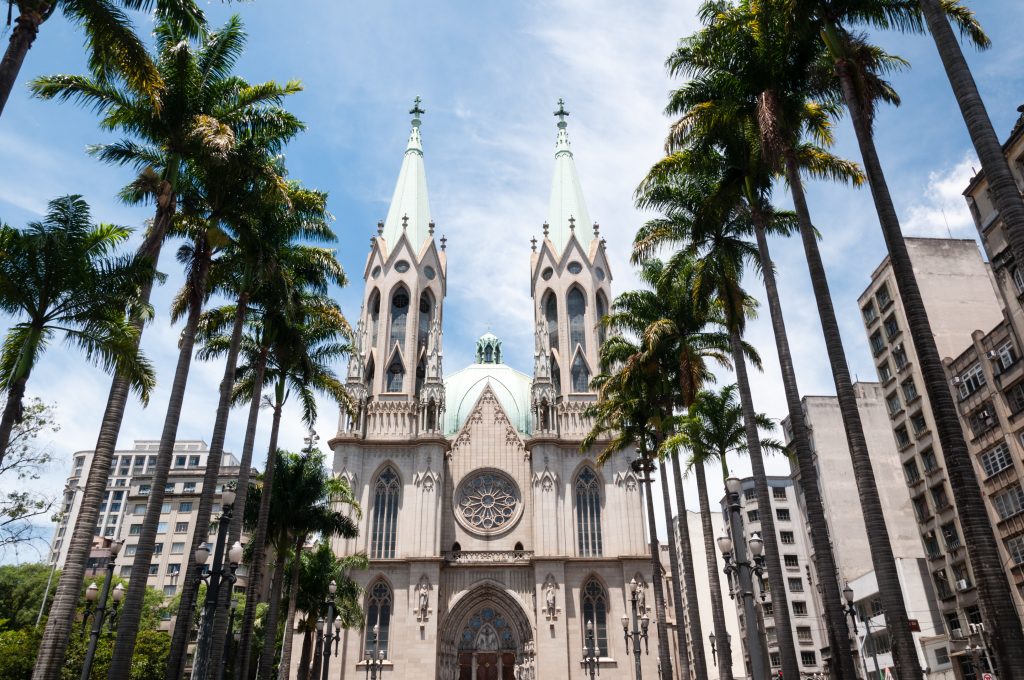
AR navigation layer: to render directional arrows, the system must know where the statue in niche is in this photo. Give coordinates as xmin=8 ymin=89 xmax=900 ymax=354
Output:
xmin=416 ymin=578 xmax=430 ymax=621
xmin=545 ymin=582 xmax=556 ymax=618
xmin=637 ymin=581 xmax=647 ymax=613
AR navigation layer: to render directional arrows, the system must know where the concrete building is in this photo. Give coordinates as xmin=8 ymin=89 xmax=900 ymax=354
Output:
xmin=719 ymin=476 xmax=828 ymax=678
xmin=783 ymin=384 xmax=949 ymax=678
xmin=301 ymin=103 xmax=661 ymax=680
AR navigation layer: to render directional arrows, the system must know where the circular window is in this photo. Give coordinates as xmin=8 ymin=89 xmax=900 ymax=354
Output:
xmin=541 ymin=267 xmax=554 ymax=281
xmin=395 ymin=260 xmax=410 ymax=273
xmin=454 ymin=470 xmax=523 ymax=535
xmin=425 ymin=265 xmax=436 ymax=280
xmin=596 ymin=267 xmax=605 ymax=281
xmin=567 ymin=261 xmax=583 ymax=274
xmin=371 ymin=266 xmax=381 ymax=278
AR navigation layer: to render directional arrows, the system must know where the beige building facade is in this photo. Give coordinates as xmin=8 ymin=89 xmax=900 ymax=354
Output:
xmin=304 ymin=105 xmax=661 ymax=680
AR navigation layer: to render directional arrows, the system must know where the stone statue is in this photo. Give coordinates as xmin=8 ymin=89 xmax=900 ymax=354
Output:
xmin=476 ymin=626 xmax=499 ymax=651
xmin=419 ymin=583 xmax=429 ymax=615
xmin=637 ymin=582 xmax=647 ymax=613
xmin=545 ymin=581 xmax=556 ymax=618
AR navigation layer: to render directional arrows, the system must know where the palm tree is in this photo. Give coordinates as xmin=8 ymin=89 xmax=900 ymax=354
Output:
xmin=0 ymin=195 xmax=154 ymax=464
xmin=0 ymin=0 xmax=204 ymax=117
xmin=669 ymin=384 xmax=784 ymax=679
xmin=804 ymin=3 xmax=1024 ymax=670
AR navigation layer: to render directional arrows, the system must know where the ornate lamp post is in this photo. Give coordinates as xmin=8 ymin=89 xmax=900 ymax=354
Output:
xmin=220 ymin=595 xmax=239 ymax=680
xmin=720 ymin=476 xmax=768 ymax=680
xmin=320 ymin=580 xmax=341 ymax=680
xmin=80 ymin=538 xmax=123 ymax=680
xmin=364 ymin=623 xmax=385 ymax=680
xmin=709 ymin=632 xmax=730 ymax=667
xmin=843 ymin=583 xmax=882 ymax=680
xmin=582 ymin=619 xmax=600 ymax=678
xmin=191 ymin=488 xmax=242 ymax=680
xmin=621 ymin=577 xmax=650 ymax=680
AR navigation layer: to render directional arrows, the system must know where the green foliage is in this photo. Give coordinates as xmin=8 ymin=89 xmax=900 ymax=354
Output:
xmin=0 ymin=626 xmax=42 ymax=680
xmin=0 ymin=563 xmax=56 ymax=630
xmin=0 ymin=398 xmax=59 ymax=556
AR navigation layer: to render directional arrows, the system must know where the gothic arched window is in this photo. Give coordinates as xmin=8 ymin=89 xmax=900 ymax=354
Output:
xmin=544 ymin=292 xmax=559 ymax=351
xmin=418 ymin=292 xmax=432 ymax=351
xmin=567 ymin=287 xmax=587 ymax=352
xmin=571 ymin=352 xmax=590 ymax=393
xmin=365 ymin=580 xmax=392 ymax=658
xmin=386 ymin=354 xmax=405 ymax=393
xmin=551 ymin=357 xmax=562 ymax=397
xmin=368 ymin=290 xmax=381 ymax=346
xmin=371 ymin=467 xmax=400 ymax=559
xmin=596 ymin=291 xmax=608 ymax=346
xmin=581 ymin=578 xmax=609 ymax=656
xmin=389 ymin=288 xmax=409 ymax=348
xmin=576 ymin=468 xmax=602 ymax=557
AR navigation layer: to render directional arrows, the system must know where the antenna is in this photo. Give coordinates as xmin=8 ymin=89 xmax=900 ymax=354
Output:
xmin=941 ymin=208 xmax=952 ymax=239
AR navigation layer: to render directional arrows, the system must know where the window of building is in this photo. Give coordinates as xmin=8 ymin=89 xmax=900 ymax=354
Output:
xmin=941 ymin=522 xmax=961 ymax=550
xmin=935 ymin=647 xmax=950 ymax=666
xmin=167 ymin=563 xmax=181 ymax=575
xmin=418 ymin=292 xmax=433 ymax=350
xmin=120 ymin=566 xmax=132 ymax=577
xmin=866 ymin=632 xmax=891 ymax=656
xmin=103 ymin=527 xmax=114 ymax=537
xmin=878 ymin=361 xmax=893 ymax=382
xmin=934 ymin=568 xmax=952 ymax=598
xmin=773 ymin=487 xmax=787 ymax=500
xmin=980 ymin=442 xmax=1013 ymax=478
xmin=952 ymin=562 xmax=972 ymax=589
xmin=161 ymin=502 xmax=171 ymax=513
xmin=544 ymin=292 xmax=559 ymax=351
xmin=175 ymin=455 xmax=186 ymax=468
xmin=788 ymin=578 xmax=803 ymax=592
xmin=912 ymin=496 xmax=930 ymax=522
xmin=993 ymin=484 xmax=1024 ymax=520
xmin=157 ymin=522 xmax=168 ymax=534
xmin=364 ymin=581 xmax=392 ymax=658
xmin=792 ymin=601 xmax=807 ymax=616
xmin=994 ymin=340 xmax=1018 ymax=372
xmin=124 ymin=545 xmax=137 ymax=557
xmin=903 ymin=460 xmax=921 ymax=484
xmin=784 ymin=554 xmax=799 ymax=568
xmin=870 ymin=331 xmax=885 ymax=355
xmin=171 ymin=542 xmax=184 ymax=555
xmin=921 ymin=448 xmax=938 ymax=471
xmin=765 ymin=626 xmax=777 ymax=645
xmin=744 ymin=488 xmax=756 ymax=501
xmin=801 ymin=651 xmax=817 ymax=666
xmin=862 ymin=302 xmax=877 ymax=323
xmin=370 ymin=467 xmax=400 ymax=559
xmin=567 ymin=288 xmax=587 ymax=354
xmin=958 ymin=363 xmax=987 ymax=399
xmin=967 ymin=403 xmax=996 ymax=437
xmin=797 ymin=627 xmax=813 ymax=643
xmin=570 ymin=352 xmax=590 ymax=393
xmin=876 ymin=284 xmax=892 ymax=309
xmin=769 ymin=653 xmax=781 ymax=668
xmin=776 ymin=508 xmax=790 ymax=521
xmin=163 ymin=585 xmax=176 ymax=597
xmin=184 ymin=482 xmax=196 ymax=493
xmin=1007 ymin=534 xmax=1024 ymax=565
xmin=581 ymin=578 xmax=609 ymax=656
xmin=893 ymin=346 xmax=909 ymax=370
xmin=747 ymin=510 xmax=759 ymax=522
xmin=175 ymin=522 xmax=188 ymax=533
xmin=763 ymin=602 xmax=773 ymax=616
xmin=886 ymin=392 xmax=901 ymax=416
xmin=189 ymin=455 xmax=199 ymax=467
xmin=931 ymin=485 xmax=950 ymax=510
xmin=901 ymin=379 xmax=919 ymax=402
xmin=1014 ymin=267 xmax=1024 ymax=295
xmin=179 ymin=502 xmax=193 ymax=513
xmin=945 ymin=611 xmax=962 ymax=637
xmin=153 ymin=543 xmax=163 ymax=555
xmin=385 ymin=355 xmax=405 ymax=392
xmin=910 ymin=412 xmax=927 ymax=435
xmin=389 ymin=288 xmax=409 ymax=348
xmin=576 ymin=468 xmax=603 ymax=557
xmin=596 ymin=291 xmax=608 ymax=346
xmin=133 ymin=504 xmax=146 ymax=515
xmin=924 ymin=532 xmax=942 ymax=559
xmin=1007 ymin=382 xmax=1024 ymax=413
xmin=148 ymin=564 xmax=159 ymax=576
xmin=895 ymin=426 xmax=911 ymax=449
xmin=129 ymin=524 xmax=142 ymax=536
xmin=883 ymin=315 xmax=899 ymax=341
xmin=780 ymin=531 xmax=795 ymax=545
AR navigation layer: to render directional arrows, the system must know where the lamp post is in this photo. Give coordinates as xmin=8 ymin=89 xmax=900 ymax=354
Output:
xmin=191 ymin=488 xmax=242 ymax=680
xmin=364 ymin=623 xmax=385 ymax=680
xmin=320 ymin=579 xmax=340 ymax=680
xmin=582 ymin=619 xmax=600 ymax=678
xmin=842 ymin=584 xmax=881 ymax=680
xmin=621 ymin=577 xmax=650 ymax=680
xmin=80 ymin=538 xmax=123 ymax=680
xmin=967 ymin=623 xmax=993 ymax=680
xmin=709 ymin=632 xmax=730 ymax=667
xmin=220 ymin=595 xmax=238 ymax=680
xmin=720 ymin=476 xmax=768 ymax=680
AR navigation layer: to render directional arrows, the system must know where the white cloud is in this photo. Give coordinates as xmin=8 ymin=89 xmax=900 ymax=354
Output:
xmin=902 ymin=153 xmax=979 ymax=237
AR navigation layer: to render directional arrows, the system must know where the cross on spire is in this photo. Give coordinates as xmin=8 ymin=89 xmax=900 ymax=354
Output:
xmin=410 ymin=96 xmax=425 ymax=121
xmin=554 ymin=98 xmax=569 ymax=126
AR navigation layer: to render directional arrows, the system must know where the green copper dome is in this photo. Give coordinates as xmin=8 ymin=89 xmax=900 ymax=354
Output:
xmin=444 ymin=333 xmax=532 ymax=436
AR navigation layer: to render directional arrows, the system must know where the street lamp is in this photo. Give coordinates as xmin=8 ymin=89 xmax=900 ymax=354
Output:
xmin=708 ymin=632 xmax=731 ymax=667
xmin=622 ymin=577 xmax=650 ymax=680
xmin=221 ymin=595 xmax=239 ymax=680
xmin=191 ymin=487 xmax=242 ymax=680
xmin=842 ymin=583 xmax=880 ymax=680
xmin=80 ymin=538 xmax=123 ymax=680
xmin=721 ymin=478 xmax=768 ymax=680
xmin=364 ymin=623 xmax=385 ymax=680
xmin=582 ymin=619 xmax=600 ymax=678
xmin=320 ymin=579 xmax=341 ymax=680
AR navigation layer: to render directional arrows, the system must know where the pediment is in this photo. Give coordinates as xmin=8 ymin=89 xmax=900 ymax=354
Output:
xmin=450 ymin=384 xmax=525 ymax=453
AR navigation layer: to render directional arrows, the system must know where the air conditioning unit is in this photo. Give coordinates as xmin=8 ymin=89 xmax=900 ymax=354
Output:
xmin=952 ymin=376 xmax=963 ymax=385
xmin=956 ymin=579 xmax=970 ymax=592
xmin=980 ymin=409 xmax=992 ymax=419
xmin=894 ymin=343 xmax=904 ymax=352
xmin=987 ymin=350 xmax=998 ymax=359
xmin=951 ymin=627 xmax=964 ymax=640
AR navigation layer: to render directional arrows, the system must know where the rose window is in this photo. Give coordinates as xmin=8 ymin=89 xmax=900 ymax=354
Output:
xmin=455 ymin=471 xmax=522 ymax=535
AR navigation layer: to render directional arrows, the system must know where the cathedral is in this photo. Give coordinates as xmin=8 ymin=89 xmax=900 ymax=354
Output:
xmin=302 ymin=100 xmax=664 ymax=680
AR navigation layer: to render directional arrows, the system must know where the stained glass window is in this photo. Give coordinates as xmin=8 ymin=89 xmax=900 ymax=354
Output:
xmin=576 ymin=468 xmax=602 ymax=556
xmin=371 ymin=468 xmax=400 ymax=559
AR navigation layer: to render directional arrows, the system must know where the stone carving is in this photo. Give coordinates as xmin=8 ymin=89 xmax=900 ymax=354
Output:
xmin=476 ymin=625 xmax=499 ymax=651
xmin=442 ymin=550 xmax=533 ymax=564
xmin=532 ymin=465 xmax=558 ymax=493
xmin=416 ymin=576 xmax=431 ymax=622
xmin=614 ymin=469 xmax=640 ymax=493
xmin=542 ymin=575 xmax=561 ymax=623
xmin=454 ymin=471 xmax=522 ymax=535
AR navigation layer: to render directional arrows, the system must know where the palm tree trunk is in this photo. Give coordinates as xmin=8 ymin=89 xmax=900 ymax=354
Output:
xmin=108 ymin=239 xmax=211 ymax=680
xmin=308 ymin=630 xmax=323 ymax=680
xmin=832 ymin=44 xmax=1024 ymax=674
xmin=919 ymin=0 xmax=1024 ymax=270
xmin=278 ymin=539 xmax=305 ymax=680
xmin=167 ymin=293 xmax=250 ymax=680
xmin=259 ymin=539 xmax=288 ymax=680
xmin=671 ymin=454 xmax=707 ymax=680
xmin=32 ymin=190 xmax=174 ymax=680
xmin=0 ymin=7 xmax=45 ymax=118
xmin=749 ymin=209 xmax=859 ymax=680
xmin=237 ymin=388 xmax=286 ymax=680
xmin=729 ymin=330 xmax=799 ymax=680
xmin=297 ymin=626 xmax=312 ymax=680
xmin=0 ymin=374 xmax=28 ymax=464
xmin=229 ymin=345 xmax=269 ymax=546
xmin=642 ymin=454 xmax=674 ymax=680
xmin=659 ymin=459 xmax=694 ymax=680
xmin=693 ymin=463 xmax=733 ymax=680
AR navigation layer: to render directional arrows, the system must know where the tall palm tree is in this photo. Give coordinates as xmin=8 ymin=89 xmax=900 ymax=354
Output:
xmin=0 ymin=0 xmax=204 ymax=117
xmin=804 ymin=3 xmax=1024 ymax=670
xmin=0 ymin=195 xmax=154 ymax=463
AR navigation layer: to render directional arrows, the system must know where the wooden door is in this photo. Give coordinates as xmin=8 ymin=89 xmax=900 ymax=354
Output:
xmin=501 ymin=653 xmax=516 ymax=680
xmin=458 ymin=653 xmax=473 ymax=680
xmin=476 ymin=653 xmax=499 ymax=680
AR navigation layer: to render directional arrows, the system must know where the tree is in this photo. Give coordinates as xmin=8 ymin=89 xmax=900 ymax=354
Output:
xmin=0 ymin=196 xmax=154 ymax=465
xmin=0 ymin=398 xmax=58 ymax=559
xmin=0 ymin=0 xmax=204 ymax=118
xmin=0 ymin=563 xmax=57 ymax=630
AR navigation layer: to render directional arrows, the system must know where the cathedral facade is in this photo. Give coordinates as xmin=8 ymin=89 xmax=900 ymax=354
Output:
xmin=303 ymin=102 xmax=662 ymax=680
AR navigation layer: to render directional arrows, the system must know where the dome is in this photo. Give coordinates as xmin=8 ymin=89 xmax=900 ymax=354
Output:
xmin=444 ymin=333 xmax=532 ymax=435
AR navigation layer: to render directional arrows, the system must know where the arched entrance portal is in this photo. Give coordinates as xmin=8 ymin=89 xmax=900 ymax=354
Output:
xmin=438 ymin=585 xmax=533 ymax=680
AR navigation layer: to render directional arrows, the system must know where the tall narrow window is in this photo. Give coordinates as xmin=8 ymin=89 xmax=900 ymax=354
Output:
xmin=596 ymin=291 xmax=608 ymax=346
xmin=369 ymin=290 xmax=381 ymax=346
xmin=568 ymin=287 xmax=586 ymax=352
xmin=386 ymin=355 xmax=405 ymax=392
xmin=415 ymin=358 xmax=425 ymax=394
xmin=389 ymin=288 xmax=409 ymax=347
xmin=576 ymin=468 xmax=603 ymax=556
xmin=545 ymin=292 xmax=559 ymax=350
xmin=365 ymin=580 xmax=392 ymax=658
xmin=571 ymin=352 xmax=590 ymax=393
xmin=551 ymin=357 xmax=562 ymax=397
xmin=418 ymin=292 xmax=432 ymax=351
xmin=581 ymin=579 xmax=608 ymax=656
xmin=371 ymin=467 xmax=400 ymax=558
xmin=364 ymin=358 xmax=375 ymax=391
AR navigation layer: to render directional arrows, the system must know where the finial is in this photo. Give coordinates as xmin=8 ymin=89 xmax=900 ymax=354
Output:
xmin=410 ymin=96 xmax=425 ymax=126
xmin=542 ymin=222 xmax=549 ymax=237
xmin=377 ymin=220 xmax=384 ymax=235
xmin=593 ymin=222 xmax=600 ymax=237
xmin=530 ymin=236 xmax=537 ymax=252
xmin=440 ymin=235 xmax=447 ymax=251
xmin=429 ymin=220 xmax=435 ymax=236
xmin=554 ymin=98 xmax=569 ymax=128
xmin=370 ymin=236 xmax=375 ymax=249
xmin=402 ymin=214 xmax=409 ymax=231
xmin=568 ymin=215 xmax=576 ymax=232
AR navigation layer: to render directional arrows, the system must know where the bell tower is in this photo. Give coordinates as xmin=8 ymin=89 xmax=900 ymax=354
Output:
xmin=342 ymin=98 xmax=447 ymax=439
xmin=530 ymin=99 xmax=612 ymax=437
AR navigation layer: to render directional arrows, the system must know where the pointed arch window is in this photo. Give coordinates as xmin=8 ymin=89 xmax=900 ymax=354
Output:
xmin=365 ymin=357 xmax=375 ymax=391
xmin=596 ymin=291 xmax=608 ymax=346
xmin=418 ymin=292 xmax=432 ymax=351
xmin=581 ymin=578 xmax=608 ymax=656
xmin=386 ymin=355 xmax=405 ymax=393
xmin=568 ymin=287 xmax=587 ymax=352
xmin=571 ymin=352 xmax=591 ymax=393
xmin=576 ymin=468 xmax=603 ymax=557
xmin=545 ymin=292 xmax=559 ymax=350
xmin=371 ymin=467 xmax=400 ymax=559
xmin=415 ymin=357 xmax=426 ymax=395
xmin=551 ymin=357 xmax=562 ymax=397
xmin=369 ymin=290 xmax=381 ymax=346
xmin=389 ymin=288 xmax=409 ymax=348
xmin=365 ymin=580 xmax=392 ymax=658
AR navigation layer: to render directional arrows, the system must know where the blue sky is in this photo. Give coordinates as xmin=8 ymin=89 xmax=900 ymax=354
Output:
xmin=1 ymin=0 xmax=1023 ymax=560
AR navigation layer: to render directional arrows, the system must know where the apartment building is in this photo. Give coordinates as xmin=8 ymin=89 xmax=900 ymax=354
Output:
xmin=783 ymin=384 xmax=949 ymax=678
xmin=721 ymin=476 xmax=827 ymax=678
